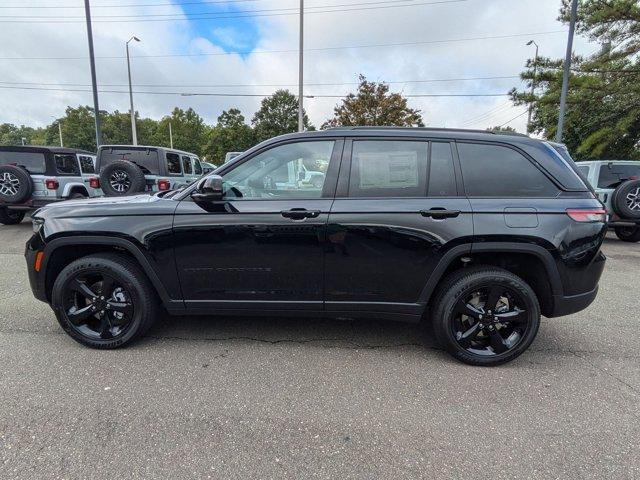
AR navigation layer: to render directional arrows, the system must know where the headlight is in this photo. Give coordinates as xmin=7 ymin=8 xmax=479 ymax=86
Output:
xmin=32 ymin=216 xmax=45 ymax=234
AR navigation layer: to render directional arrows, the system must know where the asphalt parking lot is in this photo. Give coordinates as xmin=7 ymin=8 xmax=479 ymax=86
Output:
xmin=1 ymin=220 xmax=638 ymax=479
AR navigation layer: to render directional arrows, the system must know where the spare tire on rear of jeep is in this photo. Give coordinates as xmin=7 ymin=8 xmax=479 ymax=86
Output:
xmin=0 ymin=165 xmax=33 ymax=204
xmin=611 ymin=179 xmax=640 ymax=219
xmin=100 ymin=160 xmax=147 ymax=196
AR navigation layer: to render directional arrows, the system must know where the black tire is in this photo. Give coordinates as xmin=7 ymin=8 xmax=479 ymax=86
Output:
xmin=0 ymin=207 xmax=26 ymax=225
xmin=68 ymin=191 xmax=88 ymax=200
xmin=99 ymin=160 xmax=146 ymax=197
xmin=0 ymin=165 xmax=33 ymax=203
xmin=614 ymin=225 xmax=640 ymax=242
xmin=431 ymin=266 xmax=541 ymax=366
xmin=611 ymin=179 xmax=640 ymax=219
xmin=51 ymin=252 xmax=158 ymax=349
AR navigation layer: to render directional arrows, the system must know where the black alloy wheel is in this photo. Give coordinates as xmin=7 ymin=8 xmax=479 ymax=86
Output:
xmin=432 ymin=267 xmax=541 ymax=366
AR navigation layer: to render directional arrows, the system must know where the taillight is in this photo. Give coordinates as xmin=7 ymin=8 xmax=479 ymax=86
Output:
xmin=45 ymin=179 xmax=59 ymax=190
xmin=157 ymin=179 xmax=170 ymax=191
xmin=89 ymin=177 xmax=100 ymax=188
xmin=566 ymin=208 xmax=607 ymax=223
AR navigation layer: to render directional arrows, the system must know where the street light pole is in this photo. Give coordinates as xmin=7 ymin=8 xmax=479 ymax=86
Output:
xmin=84 ymin=0 xmax=102 ymax=147
xmin=169 ymin=121 xmax=173 ymax=149
xmin=58 ymin=122 xmax=63 ymax=147
xmin=126 ymin=36 xmax=141 ymax=146
xmin=556 ymin=0 xmax=578 ymax=143
xmin=297 ymin=0 xmax=304 ymax=132
xmin=526 ymin=40 xmax=539 ymax=134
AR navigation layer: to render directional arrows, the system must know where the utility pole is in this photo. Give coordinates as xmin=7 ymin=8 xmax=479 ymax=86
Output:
xmin=58 ymin=122 xmax=63 ymax=147
xmin=126 ymin=36 xmax=140 ymax=145
xmin=526 ymin=40 xmax=539 ymax=134
xmin=84 ymin=0 xmax=102 ymax=147
xmin=297 ymin=0 xmax=304 ymax=132
xmin=168 ymin=121 xmax=174 ymax=149
xmin=556 ymin=0 xmax=578 ymax=143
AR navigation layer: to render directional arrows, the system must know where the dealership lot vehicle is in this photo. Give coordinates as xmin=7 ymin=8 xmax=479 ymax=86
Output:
xmin=0 ymin=146 xmax=101 ymax=225
xmin=576 ymin=160 xmax=640 ymax=242
xmin=96 ymin=145 xmax=203 ymax=196
xmin=26 ymin=128 xmax=606 ymax=366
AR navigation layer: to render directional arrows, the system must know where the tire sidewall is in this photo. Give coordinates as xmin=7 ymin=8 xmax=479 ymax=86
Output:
xmin=612 ymin=180 xmax=640 ymax=219
xmin=51 ymin=259 xmax=147 ymax=349
xmin=0 ymin=165 xmax=33 ymax=203
xmin=433 ymin=271 xmax=541 ymax=366
xmin=99 ymin=161 xmax=146 ymax=197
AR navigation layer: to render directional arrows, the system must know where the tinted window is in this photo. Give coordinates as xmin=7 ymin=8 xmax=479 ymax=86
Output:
xmin=222 ymin=141 xmax=333 ymax=199
xmin=428 ymin=142 xmax=457 ymax=196
xmin=99 ymin=147 xmax=159 ymax=174
xmin=182 ymin=155 xmax=193 ymax=175
xmin=0 ymin=151 xmax=46 ymax=173
xmin=458 ymin=143 xmax=559 ymax=197
xmin=193 ymin=157 xmax=203 ymax=175
xmin=78 ymin=155 xmax=95 ymax=173
xmin=349 ymin=141 xmax=427 ymax=197
xmin=576 ymin=165 xmax=590 ymax=182
xmin=55 ymin=154 xmax=80 ymax=175
xmin=166 ymin=153 xmax=181 ymax=175
xmin=597 ymin=164 xmax=640 ymax=188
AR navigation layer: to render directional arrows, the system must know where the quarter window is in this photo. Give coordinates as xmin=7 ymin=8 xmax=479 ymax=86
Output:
xmin=54 ymin=154 xmax=80 ymax=175
xmin=78 ymin=155 xmax=95 ymax=173
xmin=222 ymin=141 xmax=333 ymax=199
xmin=458 ymin=143 xmax=559 ymax=197
xmin=428 ymin=142 xmax=457 ymax=196
xmin=182 ymin=155 xmax=193 ymax=175
xmin=166 ymin=153 xmax=182 ymax=175
xmin=193 ymin=157 xmax=203 ymax=175
xmin=348 ymin=141 xmax=428 ymax=197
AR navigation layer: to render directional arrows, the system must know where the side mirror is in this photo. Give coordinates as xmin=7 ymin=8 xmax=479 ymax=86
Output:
xmin=192 ymin=175 xmax=223 ymax=202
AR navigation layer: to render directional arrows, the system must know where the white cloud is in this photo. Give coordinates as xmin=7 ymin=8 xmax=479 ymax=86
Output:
xmin=0 ymin=0 xmax=598 ymax=135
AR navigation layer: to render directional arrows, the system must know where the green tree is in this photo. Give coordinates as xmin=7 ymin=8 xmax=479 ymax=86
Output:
xmin=252 ymin=90 xmax=311 ymax=142
xmin=45 ymin=106 xmax=97 ymax=151
xmin=152 ymin=107 xmax=208 ymax=154
xmin=204 ymin=108 xmax=256 ymax=165
xmin=487 ymin=125 xmax=517 ymax=133
xmin=0 ymin=124 xmax=46 ymax=146
xmin=323 ymin=75 xmax=424 ymax=128
xmin=511 ymin=0 xmax=640 ymax=159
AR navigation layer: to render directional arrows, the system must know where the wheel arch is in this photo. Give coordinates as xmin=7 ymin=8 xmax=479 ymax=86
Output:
xmin=63 ymin=183 xmax=89 ymax=198
xmin=419 ymin=242 xmax=563 ymax=318
xmin=42 ymin=236 xmax=172 ymax=305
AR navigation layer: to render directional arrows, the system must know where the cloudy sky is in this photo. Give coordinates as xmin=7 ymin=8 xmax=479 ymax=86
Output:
xmin=0 ymin=0 xmax=598 ymax=132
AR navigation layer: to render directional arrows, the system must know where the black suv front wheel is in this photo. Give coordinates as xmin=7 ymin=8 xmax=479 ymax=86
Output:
xmin=432 ymin=267 xmax=541 ymax=366
xmin=51 ymin=253 xmax=158 ymax=348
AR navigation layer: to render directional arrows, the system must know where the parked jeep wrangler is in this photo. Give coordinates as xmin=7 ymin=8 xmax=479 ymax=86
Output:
xmin=96 ymin=145 xmax=203 ymax=196
xmin=26 ymin=128 xmax=606 ymax=366
xmin=0 ymin=146 xmax=101 ymax=225
xmin=574 ymin=160 xmax=640 ymax=242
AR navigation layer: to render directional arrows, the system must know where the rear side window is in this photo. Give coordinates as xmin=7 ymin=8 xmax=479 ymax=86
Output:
xmin=428 ymin=142 xmax=457 ymax=196
xmin=166 ymin=153 xmax=182 ymax=175
xmin=0 ymin=151 xmax=46 ymax=173
xmin=78 ymin=155 xmax=95 ymax=173
xmin=597 ymin=164 xmax=640 ymax=188
xmin=182 ymin=155 xmax=193 ymax=174
xmin=99 ymin=148 xmax=159 ymax=174
xmin=458 ymin=143 xmax=559 ymax=197
xmin=349 ymin=141 xmax=428 ymax=197
xmin=54 ymin=154 xmax=80 ymax=175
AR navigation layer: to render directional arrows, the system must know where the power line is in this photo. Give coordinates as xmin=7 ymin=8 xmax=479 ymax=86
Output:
xmin=0 ymin=84 xmax=509 ymax=97
xmin=458 ymin=101 xmax=514 ymax=126
xmin=497 ymin=110 xmax=528 ymax=127
xmin=0 ymin=75 xmax=521 ymax=88
xmin=0 ymin=0 xmax=259 ymax=8
xmin=0 ymin=30 xmax=566 ymax=60
xmin=0 ymin=0 xmax=467 ymax=23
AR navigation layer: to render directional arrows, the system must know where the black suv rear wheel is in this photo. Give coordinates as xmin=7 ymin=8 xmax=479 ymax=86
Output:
xmin=431 ymin=267 xmax=541 ymax=366
xmin=51 ymin=253 xmax=158 ymax=348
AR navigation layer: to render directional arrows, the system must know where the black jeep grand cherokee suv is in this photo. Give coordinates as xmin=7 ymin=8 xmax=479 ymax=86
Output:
xmin=25 ymin=128 xmax=606 ymax=366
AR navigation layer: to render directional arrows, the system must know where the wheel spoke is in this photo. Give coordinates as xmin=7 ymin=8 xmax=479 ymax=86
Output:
xmin=70 ymin=278 xmax=98 ymax=301
xmin=67 ymin=304 xmax=95 ymax=325
xmin=107 ymin=300 xmax=133 ymax=317
xmin=98 ymin=314 xmax=113 ymax=338
xmin=488 ymin=330 xmax=509 ymax=354
xmin=456 ymin=322 xmax=482 ymax=348
xmin=454 ymin=300 xmax=483 ymax=319
xmin=100 ymin=276 xmax=115 ymax=297
xmin=484 ymin=285 xmax=503 ymax=312
xmin=495 ymin=308 xmax=527 ymax=324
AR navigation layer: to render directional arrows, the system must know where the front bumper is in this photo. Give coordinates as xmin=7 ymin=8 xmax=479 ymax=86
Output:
xmin=25 ymin=235 xmax=48 ymax=304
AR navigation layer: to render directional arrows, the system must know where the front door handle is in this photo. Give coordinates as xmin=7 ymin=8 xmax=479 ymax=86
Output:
xmin=420 ymin=208 xmax=461 ymax=219
xmin=281 ymin=208 xmax=321 ymax=220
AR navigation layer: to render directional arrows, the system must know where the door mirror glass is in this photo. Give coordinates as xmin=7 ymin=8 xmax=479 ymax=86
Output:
xmin=192 ymin=175 xmax=223 ymax=201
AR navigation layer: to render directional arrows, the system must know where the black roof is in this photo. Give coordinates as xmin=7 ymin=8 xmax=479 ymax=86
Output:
xmin=0 ymin=145 xmax=94 ymax=155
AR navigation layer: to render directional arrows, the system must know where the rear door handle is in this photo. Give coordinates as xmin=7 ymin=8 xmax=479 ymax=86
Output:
xmin=281 ymin=208 xmax=321 ymax=220
xmin=420 ymin=208 xmax=461 ymax=219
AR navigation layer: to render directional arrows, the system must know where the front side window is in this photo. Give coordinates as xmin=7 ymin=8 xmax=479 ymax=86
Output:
xmin=166 ymin=153 xmax=182 ymax=175
xmin=222 ymin=141 xmax=334 ymax=199
xmin=55 ymin=154 xmax=81 ymax=175
xmin=78 ymin=155 xmax=95 ymax=173
xmin=182 ymin=155 xmax=193 ymax=175
xmin=458 ymin=143 xmax=559 ymax=197
xmin=349 ymin=141 xmax=428 ymax=197
xmin=193 ymin=157 xmax=203 ymax=175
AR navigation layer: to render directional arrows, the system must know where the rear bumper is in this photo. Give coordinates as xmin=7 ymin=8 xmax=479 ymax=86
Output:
xmin=549 ymin=286 xmax=599 ymax=317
